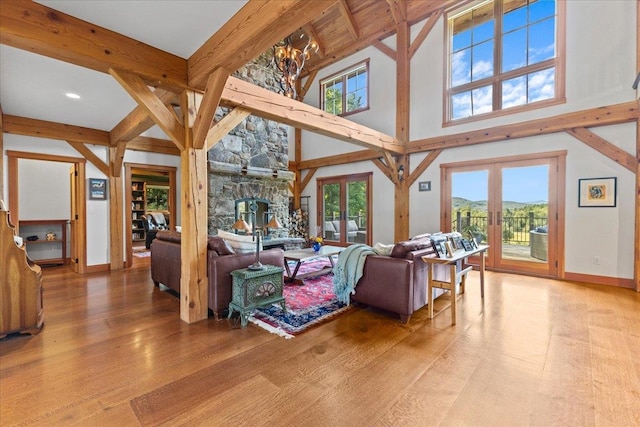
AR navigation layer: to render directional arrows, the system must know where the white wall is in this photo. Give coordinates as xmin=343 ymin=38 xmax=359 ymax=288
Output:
xmin=2 ymin=133 xmax=180 ymax=266
xmin=294 ymin=1 xmax=637 ymax=280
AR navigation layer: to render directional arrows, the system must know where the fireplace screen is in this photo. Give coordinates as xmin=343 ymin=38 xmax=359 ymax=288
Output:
xmin=235 ymin=198 xmax=270 ymax=232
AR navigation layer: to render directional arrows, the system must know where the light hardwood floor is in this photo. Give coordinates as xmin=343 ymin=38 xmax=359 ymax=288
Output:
xmin=1 ymin=258 xmax=639 ymax=426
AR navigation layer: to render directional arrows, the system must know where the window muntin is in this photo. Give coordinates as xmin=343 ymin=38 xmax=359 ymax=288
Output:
xmin=320 ymin=60 xmax=369 ymax=116
xmin=447 ymin=0 xmax=560 ymax=122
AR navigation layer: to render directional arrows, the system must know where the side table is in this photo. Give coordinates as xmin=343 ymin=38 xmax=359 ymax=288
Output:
xmin=228 ymin=265 xmax=285 ymax=327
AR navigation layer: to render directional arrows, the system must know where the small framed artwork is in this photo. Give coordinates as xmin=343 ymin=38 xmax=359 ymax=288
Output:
xmin=431 ymin=240 xmax=447 ymax=258
xmin=461 ymin=239 xmax=473 ymax=251
xmin=89 ymin=178 xmax=107 ymax=200
xmin=418 ymin=181 xmax=431 ymax=192
xmin=578 ymin=177 xmax=616 ymax=207
xmin=445 ymin=241 xmax=455 ymax=257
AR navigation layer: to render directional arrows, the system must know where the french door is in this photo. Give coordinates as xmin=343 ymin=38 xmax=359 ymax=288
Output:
xmin=442 ymin=152 xmax=565 ymax=277
xmin=317 ymin=173 xmax=371 ymax=246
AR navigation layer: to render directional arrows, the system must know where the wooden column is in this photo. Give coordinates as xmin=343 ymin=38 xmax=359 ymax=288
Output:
xmin=179 ymin=91 xmax=209 ymax=323
xmin=394 ymin=17 xmax=411 ymax=242
xmin=635 ymin=117 xmax=639 ymax=292
xmin=293 ymin=127 xmax=303 ymax=210
xmin=108 ymin=146 xmax=124 ymax=271
xmin=0 ymin=106 xmax=4 ymax=203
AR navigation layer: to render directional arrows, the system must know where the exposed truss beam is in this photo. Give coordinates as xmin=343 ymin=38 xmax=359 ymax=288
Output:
xmin=3 ymin=115 xmax=110 ymax=145
xmin=222 ymin=76 xmax=404 ymax=154
xmin=372 ymin=40 xmax=397 ymax=62
xmin=386 ymin=0 xmax=408 ymax=25
xmin=192 ymin=68 xmax=230 ymax=150
xmin=0 ymin=1 xmax=187 ymax=90
xmin=206 ymin=107 xmax=251 ymax=151
xmin=337 ymin=0 xmax=359 ymax=39
xmin=409 ymin=9 xmax=443 ymax=60
xmin=128 ymin=136 xmax=180 ymax=156
xmin=406 ymin=149 xmax=442 ymax=187
xmin=109 ymin=68 xmax=185 ymax=150
xmin=110 ymin=89 xmax=176 ymax=145
xmin=66 ymin=141 xmax=109 ymax=177
xmin=188 ymin=0 xmax=337 ymax=89
xmin=566 ymin=127 xmax=637 ymax=173
xmin=408 ymin=101 xmax=640 ymax=152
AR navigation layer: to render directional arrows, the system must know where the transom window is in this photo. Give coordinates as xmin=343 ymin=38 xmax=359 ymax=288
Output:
xmin=446 ymin=0 xmax=563 ymax=122
xmin=320 ymin=60 xmax=369 ymax=116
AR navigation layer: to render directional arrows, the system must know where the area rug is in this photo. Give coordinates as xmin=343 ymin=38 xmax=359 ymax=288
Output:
xmin=249 ymin=257 xmax=353 ymax=339
xmin=132 ymin=250 xmax=151 ymax=258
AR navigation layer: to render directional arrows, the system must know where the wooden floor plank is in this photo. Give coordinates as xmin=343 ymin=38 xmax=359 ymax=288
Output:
xmin=1 ymin=262 xmax=639 ymax=426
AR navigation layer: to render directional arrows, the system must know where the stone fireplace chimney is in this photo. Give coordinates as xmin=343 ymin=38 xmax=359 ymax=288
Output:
xmin=207 ymin=52 xmax=293 ymax=238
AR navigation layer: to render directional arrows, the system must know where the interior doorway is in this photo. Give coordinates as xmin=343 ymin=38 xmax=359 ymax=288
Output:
xmin=6 ymin=150 xmax=86 ymax=273
xmin=124 ymin=163 xmax=176 ymax=266
xmin=441 ymin=151 xmax=566 ymax=277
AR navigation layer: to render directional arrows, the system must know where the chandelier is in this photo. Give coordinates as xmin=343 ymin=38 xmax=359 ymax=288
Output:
xmin=273 ymin=33 xmax=319 ymax=99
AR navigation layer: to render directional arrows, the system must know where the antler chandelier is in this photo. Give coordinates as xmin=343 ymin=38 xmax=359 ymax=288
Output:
xmin=273 ymin=33 xmax=319 ymax=99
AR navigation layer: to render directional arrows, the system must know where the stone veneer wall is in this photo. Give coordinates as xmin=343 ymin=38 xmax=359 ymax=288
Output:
xmin=207 ymin=52 xmax=291 ymax=237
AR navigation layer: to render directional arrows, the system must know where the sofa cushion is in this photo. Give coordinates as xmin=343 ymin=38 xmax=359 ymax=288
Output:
xmin=373 ymin=242 xmax=394 ymax=256
xmin=216 ymin=229 xmax=262 ymax=254
xmin=410 ymin=233 xmax=431 ymax=240
xmin=208 ymin=236 xmax=236 ymax=256
xmin=347 ymin=220 xmax=359 ymax=232
xmin=156 ymin=230 xmax=182 ymax=244
xmin=390 ymin=238 xmax=432 ymax=258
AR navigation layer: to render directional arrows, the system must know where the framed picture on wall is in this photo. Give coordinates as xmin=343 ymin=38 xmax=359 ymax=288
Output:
xmin=89 ymin=178 xmax=107 ymax=200
xmin=578 ymin=177 xmax=616 ymax=207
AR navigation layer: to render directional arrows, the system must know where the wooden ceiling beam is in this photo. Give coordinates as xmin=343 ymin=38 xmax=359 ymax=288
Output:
xmin=566 ymin=127 xmax=637 ymax=173
xmin=3 ymin=115 xmax=110 ymax=146
xmin=222 ymin=76 xmax=404 ymax=154
xmin=206 ymin=107 xmax=251 ymax=151
xmin=372 ymin=40 xmax=397 ymax=62
xmin=406 ymin=149 xmax=442 ymax=187
xmin=109 ymin=89 xmax=177 ymax=145
xmin=409 ymin=9 xmax=443 ymax=60
xmin=337 ymin=0 xmax=359 ymax=39
xmin=128 ymin=136 xmax=180 ymax=156
xmin=408 ymin=101 xmax=640 ymax=153
xmin=188 ymin=0 xmax=337 ymax=89
xmin=109 ymin=68 xmax=185 ymax=150
xmin=66 ymin=141 xmax=109 ymax=177
xmin=296 ymin=149 xmax=381 ymax=170
xmin=0 ymin=0 xmax=187 ymax=90
xmin=386 ymin=0 xmax=408 ymax=25
xmin=192 ymin=68 xmax=230 ymax=150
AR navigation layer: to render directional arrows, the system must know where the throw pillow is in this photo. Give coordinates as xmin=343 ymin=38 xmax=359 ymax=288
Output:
xmin=216 ymin=229 xmax=262 ymax=254
xmin=373 ymin=242 xmax=394 ymax=256
xmin=208 ymin=236 xmax=236 ymax=256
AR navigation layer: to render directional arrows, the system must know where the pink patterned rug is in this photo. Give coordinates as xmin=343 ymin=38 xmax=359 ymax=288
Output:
xmin=249 ymin=257 xmax=354 ymax=338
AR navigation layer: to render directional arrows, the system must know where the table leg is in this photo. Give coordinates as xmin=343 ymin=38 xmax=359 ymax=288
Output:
xmin=479 ymin=250 xmax=486 ymax=298
xmin=285 ymin=260 xmax=302 ymax=282
xmin=427 ymin=264 xmax=434 ymax=319
xmin=450 ymin=263 xmax=457 ymax=326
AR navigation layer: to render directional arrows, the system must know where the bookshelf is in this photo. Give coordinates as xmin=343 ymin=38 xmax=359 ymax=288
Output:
xmin=19 ymin=219 xmax=68 ymax=266
xmin=131 ymin=181 xmax=147 ymax=245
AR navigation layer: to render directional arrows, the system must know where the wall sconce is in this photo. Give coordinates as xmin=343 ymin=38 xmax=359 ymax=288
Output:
xmin=397 ymin=164 xmax=405 ymax=182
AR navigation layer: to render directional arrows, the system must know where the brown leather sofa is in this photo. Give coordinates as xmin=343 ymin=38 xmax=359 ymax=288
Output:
xmin=351 ymin=234 xmax=451 ymax=323
xmin=150 ymin=230 xmax=285 ymax=318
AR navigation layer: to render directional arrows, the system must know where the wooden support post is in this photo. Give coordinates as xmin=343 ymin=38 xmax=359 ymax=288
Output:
xmin=108 ymin=146 xmax=124 ymax=271
xmin=635 ymin=116 xmax=639 ymax=292
xmin=394 ymin=16 xmax=411 ymax=242
xmin=0 ymin=107 xmax=3 ymax=202
xmin=179 ymin=91 xmax=209 ymax=323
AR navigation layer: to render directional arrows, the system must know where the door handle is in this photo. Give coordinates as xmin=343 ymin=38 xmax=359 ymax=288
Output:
xmin=497 ymin=211 xmax=502 ymax=225
xmin=488 ymin=211 xmax=493 ymax=226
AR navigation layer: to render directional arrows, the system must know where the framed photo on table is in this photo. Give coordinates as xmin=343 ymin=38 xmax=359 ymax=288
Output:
xmin=579 ymin=177 xmax=616 ymax=207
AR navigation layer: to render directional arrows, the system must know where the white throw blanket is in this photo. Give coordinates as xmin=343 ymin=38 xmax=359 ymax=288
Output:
xmin=332 ymin=244 xmax=377 ymax=304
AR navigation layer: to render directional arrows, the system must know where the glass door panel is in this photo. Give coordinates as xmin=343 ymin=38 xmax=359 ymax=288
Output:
xmin=346 ymin=180 xmax=367 ymax=243
xmin=451 ymin=169 xmax=490 ymax=264
xmin=321 ymin=182 xmax=341 ymax=242
xmin=318 ymin=173 xmax=372 ymax=246
xmin=495 ymin=161 xmax=553 ymax=274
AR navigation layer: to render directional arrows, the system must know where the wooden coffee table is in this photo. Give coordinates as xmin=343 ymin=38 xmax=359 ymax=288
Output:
xmin=283 ymin=245 xmax=344 ymax=284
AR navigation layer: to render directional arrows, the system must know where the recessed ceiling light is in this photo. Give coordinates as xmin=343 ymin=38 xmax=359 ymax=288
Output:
xmin=65 ymin=92 xmax=81 ymax=100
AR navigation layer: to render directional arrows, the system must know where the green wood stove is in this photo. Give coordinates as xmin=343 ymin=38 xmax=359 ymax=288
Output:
xmin=228 ymin=265 xmax=285 ymax=327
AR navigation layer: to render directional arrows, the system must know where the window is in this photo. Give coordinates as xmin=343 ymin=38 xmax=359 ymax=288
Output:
xmin=446 ymin=0 xmax=563 ymax=122
xmin=320 ymin=60 xmax=369 ymax=116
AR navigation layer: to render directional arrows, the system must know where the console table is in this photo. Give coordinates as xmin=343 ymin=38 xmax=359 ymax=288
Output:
xmin=421 ymin=244 xmax=489 ymax=325
xmin=228 ymin=265 xmax=285 ymax=328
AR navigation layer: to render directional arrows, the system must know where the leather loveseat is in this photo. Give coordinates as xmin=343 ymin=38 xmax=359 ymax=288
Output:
xmin=150 ymin=230 xmax=285 ymax=318
xmin=351 ymin=234 xmax=451 ymax=323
